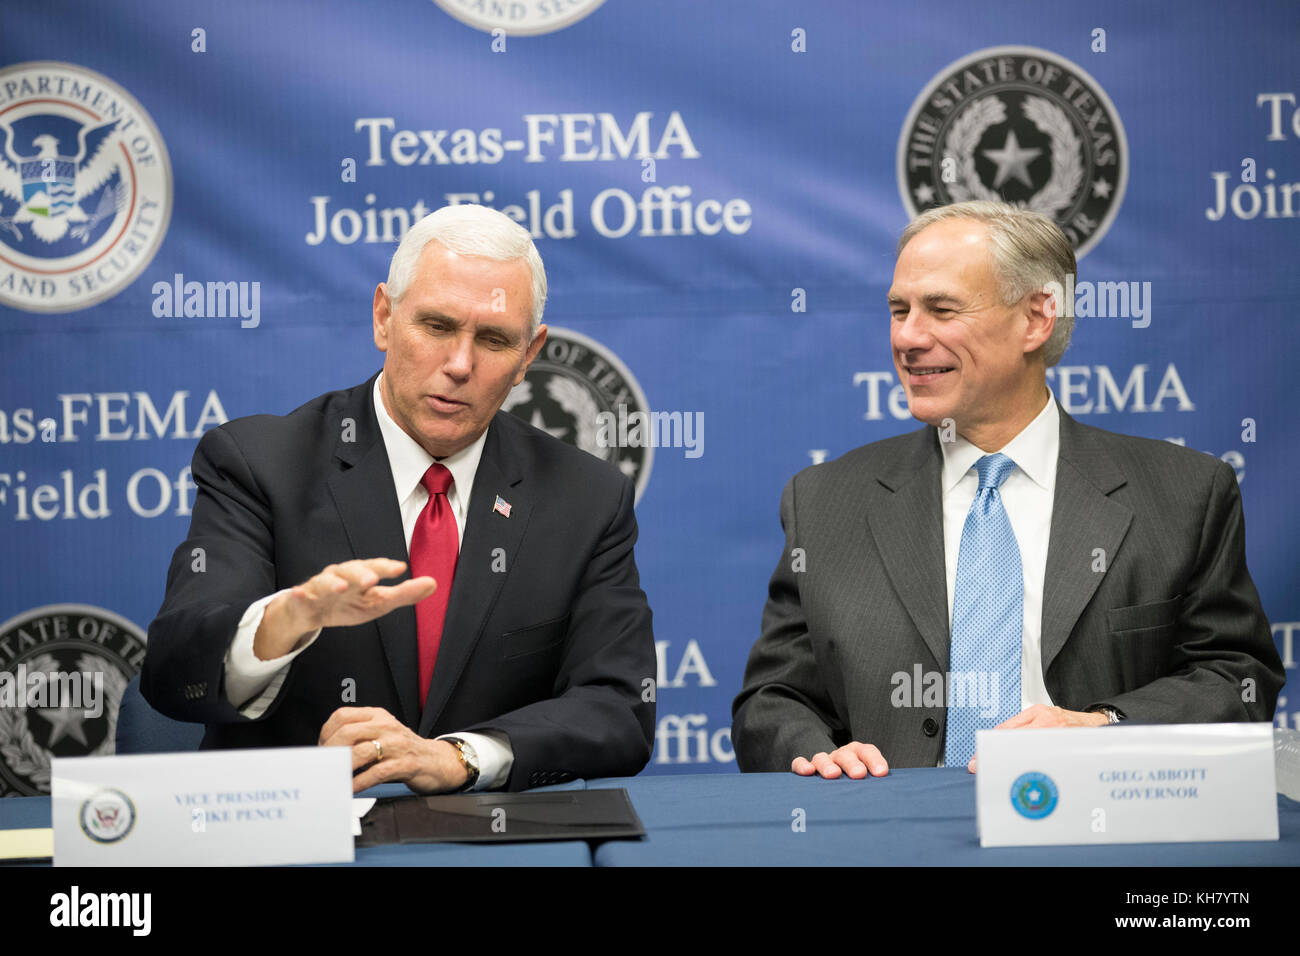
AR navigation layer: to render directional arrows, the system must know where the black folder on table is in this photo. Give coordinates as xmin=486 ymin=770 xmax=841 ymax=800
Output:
xmin=356 ymin=788 xmax=645 ymax=846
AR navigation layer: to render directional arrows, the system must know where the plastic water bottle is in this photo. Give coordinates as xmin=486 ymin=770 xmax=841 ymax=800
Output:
xmin=1276 ymin=727 xmax=1300 ymax=801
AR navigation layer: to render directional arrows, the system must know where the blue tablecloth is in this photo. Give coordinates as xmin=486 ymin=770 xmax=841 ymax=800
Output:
xmin=586 ymin=769 xmax=1300 ymax=866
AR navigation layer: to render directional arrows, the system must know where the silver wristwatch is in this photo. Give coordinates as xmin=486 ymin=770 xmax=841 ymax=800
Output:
xmin=1094 ymin=706 xmax=1123 ymax=725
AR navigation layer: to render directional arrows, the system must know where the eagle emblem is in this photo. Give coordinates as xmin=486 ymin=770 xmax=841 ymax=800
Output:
xmin=0 ymin=116 xmax=124 ymax=246
xmin=93 ymin=805 xmax=121 ymax=830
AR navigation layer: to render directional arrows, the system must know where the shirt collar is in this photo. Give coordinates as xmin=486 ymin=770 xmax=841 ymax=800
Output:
xmin=940 ymin=388 xmax=1059 ymax=493
xmin=372 ymin=373 xmax=487 ymax=507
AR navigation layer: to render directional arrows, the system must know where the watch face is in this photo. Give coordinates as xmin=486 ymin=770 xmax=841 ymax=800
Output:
xmin=448 ymin=739 xmax=478 ymax=774
xmin=460 ymin=742 xmax=479 ymax=770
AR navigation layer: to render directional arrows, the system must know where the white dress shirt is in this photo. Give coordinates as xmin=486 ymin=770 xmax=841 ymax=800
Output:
xmin=222 ymin=374 xmax=512 ymax=790
xmin=939 ymin=390 xmax=1060 ymax=715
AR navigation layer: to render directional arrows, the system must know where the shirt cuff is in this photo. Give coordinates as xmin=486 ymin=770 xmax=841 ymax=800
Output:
xmin=224 ymin=590 xmax=321 ymax=718
xmin=438 ymin=730 xmax=513 ymax=791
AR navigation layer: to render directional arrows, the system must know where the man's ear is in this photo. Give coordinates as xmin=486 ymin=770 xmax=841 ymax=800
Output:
xmin=1023 ymin=288 xmax=1056 ymax=356
xmin=514 ymin=324 xmax=548 ymax=385
xmin=373 ymin=284 xmax=391 ymax=351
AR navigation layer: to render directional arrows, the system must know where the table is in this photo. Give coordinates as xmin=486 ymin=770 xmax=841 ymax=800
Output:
xmin=586 ymin=769 xmax=1300 ymax=866
xmin=5 ymin=770 xmax=1297 ymax=865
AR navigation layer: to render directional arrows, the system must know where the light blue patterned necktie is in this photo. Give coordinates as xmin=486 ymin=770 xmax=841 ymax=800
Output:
xmin=944 ymin=452 xmax=1023 ymax=767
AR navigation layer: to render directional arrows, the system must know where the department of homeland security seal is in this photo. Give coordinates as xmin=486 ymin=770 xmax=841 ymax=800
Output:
xmin=1010 ymin=771 xmax=1059 ymax=820
xmin=898 ymin=46 xmax=1127 ymax=258
xmin=431 ymin=0 xmax=605 ymax=36
xmin=79 ymin=787 xmax=136 ymax=843
xmin=0 ymin=61 xmax=172 ymax=313
xmin=0 ymin=604 xmax=146 ymax=796
xmin=503 ymin=326 xmax=652 ymax=504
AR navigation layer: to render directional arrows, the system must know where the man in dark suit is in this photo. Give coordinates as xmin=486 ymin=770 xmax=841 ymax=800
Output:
xmin=732 ymin=200 xmax=1284 ymax=779
xmin=143 ymin=204 xmax=655 ymax=793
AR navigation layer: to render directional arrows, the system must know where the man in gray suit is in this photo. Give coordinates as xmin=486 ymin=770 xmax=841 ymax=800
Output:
xmin=732 ymin=200 xmax=1284 ymax=779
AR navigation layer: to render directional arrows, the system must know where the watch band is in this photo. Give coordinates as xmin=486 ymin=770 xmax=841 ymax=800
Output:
xmin=1094 ymin=706 xmax=1122 ymax=725
xmin=443 ymin=736 xmax=480 ymax=791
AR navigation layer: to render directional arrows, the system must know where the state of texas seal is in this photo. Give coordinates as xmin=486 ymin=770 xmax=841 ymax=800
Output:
xmin=0 ymin=604 xmax=146 ymax=796
xmin=1010 ymin=771 xmax=1059 ymax=820
xmin=898 ymin=46 xmax=1127 ymax=258
xmin=503 ymin=326 xmax=652 ymax=504
xmin=432 ymin=0 xmax=605 ymax=36
xmin=0 ymin=61 xmax=172 ymax=312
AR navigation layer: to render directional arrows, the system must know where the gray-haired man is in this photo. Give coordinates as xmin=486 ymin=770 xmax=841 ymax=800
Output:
xmin=733 ymin=200 xmax=1283 ymax=778
xmin=145 ymin=204 xmax=656 ymax=793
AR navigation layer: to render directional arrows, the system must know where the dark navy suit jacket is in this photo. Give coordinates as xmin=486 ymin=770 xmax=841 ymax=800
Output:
xmin=143 ymin=374 xmax=656 ymax=790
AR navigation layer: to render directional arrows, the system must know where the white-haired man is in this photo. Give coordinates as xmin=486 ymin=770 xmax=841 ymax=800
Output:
xmin=144 ymin=204 xmax=656 ymax=793
xmin=733 ymin=200 xmax=1283 ymax=779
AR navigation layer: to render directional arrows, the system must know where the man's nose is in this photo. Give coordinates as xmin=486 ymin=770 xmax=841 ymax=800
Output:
xmin=892 ymin=310 xmax=932 ymax=351
xmin=443 ymin=332 xmax=474 ymax=379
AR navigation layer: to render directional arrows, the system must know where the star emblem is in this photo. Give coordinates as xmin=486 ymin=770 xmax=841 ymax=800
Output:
xmin=529 ymin=409 xmax=567 ymax=440
xmin=913 ymin=182 xmax=936 ymax=205
xmin=1027 ymin=787 xmax=1042 ymax=804
xmin=34 ymin=704 xmax=90 ymax=747
xmin=982 ymin=130 xmax=1042 ymax=189
xmin=1091 ymin=177 xmax=1113 ymax=199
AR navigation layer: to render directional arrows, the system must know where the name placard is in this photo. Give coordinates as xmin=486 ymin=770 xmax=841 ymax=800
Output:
xmin=51 ymin=747 xmax=354 ymax=866
xmin=976 ymin=723 xmax=1278 ymax=847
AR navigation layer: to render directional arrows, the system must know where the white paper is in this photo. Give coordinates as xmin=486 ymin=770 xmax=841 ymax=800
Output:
xmin=52 ymin=747 xmax=355 ymax=866
xmin=976 ymin=722 xmax=1278 ymax=847
xmin=351 ymin=797 xmax=376 ymax=837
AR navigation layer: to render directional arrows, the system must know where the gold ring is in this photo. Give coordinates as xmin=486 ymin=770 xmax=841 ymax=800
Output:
xmin=373 ymin=739 xmax=383 ymax=762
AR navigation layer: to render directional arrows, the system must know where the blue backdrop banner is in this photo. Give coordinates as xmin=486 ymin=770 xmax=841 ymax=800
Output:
xmin=0 ymin=0 xmax=1296 ymax=795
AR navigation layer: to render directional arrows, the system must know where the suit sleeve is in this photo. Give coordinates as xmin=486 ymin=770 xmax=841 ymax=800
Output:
xmin=141 ymin=425 xmax=284 ymax=725
xmin=731 ymin=476 xmax=845 ymax=771
xmin=1088 ymin=459 xmax=1285 ymax=723
xmin=464 ymin=473 xmax=656 ymax=789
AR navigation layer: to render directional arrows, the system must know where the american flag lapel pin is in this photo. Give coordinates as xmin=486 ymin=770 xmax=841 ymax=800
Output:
xmin=493 ymin=495 xmax=512 ymax=518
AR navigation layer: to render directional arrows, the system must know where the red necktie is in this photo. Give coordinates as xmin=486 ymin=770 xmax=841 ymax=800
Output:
xmin=409 ymin=463 xmax=458 ymax=706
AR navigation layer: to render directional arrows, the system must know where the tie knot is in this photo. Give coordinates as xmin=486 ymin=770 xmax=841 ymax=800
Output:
xmin=421 ymin=462 xmax=453 ymax=497
xmin=975 ymin=453 xmax=1016 ymax=490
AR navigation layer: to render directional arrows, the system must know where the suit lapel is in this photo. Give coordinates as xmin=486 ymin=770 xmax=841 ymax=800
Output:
xmin=326 ymin=375 xmax=421 ymax=729
xmin=1040 ymin=408 xmax=1132 ymax=674
xmin=418 ymin=414 xmax=532 ymax=735
xmin=866 ymin=428 xmax=950 ymax=669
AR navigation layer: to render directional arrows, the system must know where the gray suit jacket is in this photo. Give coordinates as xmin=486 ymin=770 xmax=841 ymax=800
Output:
xmin=732 ymin=405 xmax=1284 ymax=771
